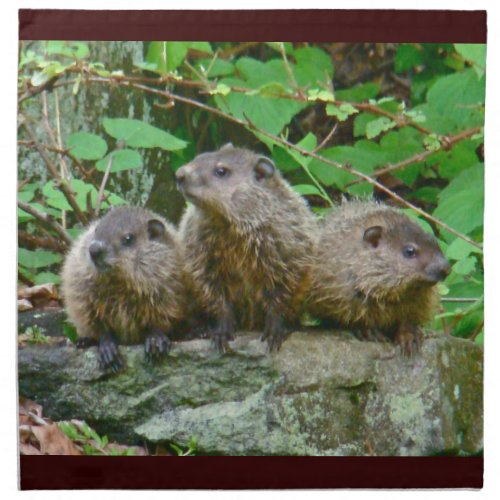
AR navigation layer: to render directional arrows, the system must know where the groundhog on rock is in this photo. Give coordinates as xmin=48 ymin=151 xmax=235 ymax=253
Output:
xmin=176 ymin=144 xmax=317 ymax=352
xmin=61 ymin=206 xmax=186 ymax=372
xmin=308 ymin=200 xmax=451 ymax=355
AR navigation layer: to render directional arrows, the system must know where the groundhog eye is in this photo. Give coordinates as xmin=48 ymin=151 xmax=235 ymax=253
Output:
xmin=403 ymin=245 xmax=417 ymax=258
xmin=121 ymin=233 xmax=135 ymax=247
xmin=214 ymin=167 xmax=229 ymax=178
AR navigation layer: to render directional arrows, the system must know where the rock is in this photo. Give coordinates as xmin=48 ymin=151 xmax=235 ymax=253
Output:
xmin=18 ymin=330 xmax=483 ymax=456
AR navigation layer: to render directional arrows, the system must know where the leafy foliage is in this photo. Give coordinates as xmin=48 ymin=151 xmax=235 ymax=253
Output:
xmin=17 ymin=41 xmax=485 ymax=344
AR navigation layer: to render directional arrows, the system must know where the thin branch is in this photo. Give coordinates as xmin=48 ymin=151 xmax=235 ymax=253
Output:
xmin=84 ymin=71 xmax=430 ymax=135
xmin=440 ymin=297 xmax=481 ymax=303
xmin=313 ymin=123 xmax=338 ymax=153
xmin=18 ymin=200 xmax=72 ymax=247
xmin=18 ymin=140 xmax=100 ymax=186
xmin=18 ymin=230 xmax=67 ymax=253
xmin=94 ymin=156 xmax=114 ymax=218
xmin=279 ymin=43 xmax=304 ymax=98
xmin=21 ymin=121 xmax=89 ymax=226
xmin=347 ymin=126 xmax=482 ymax=187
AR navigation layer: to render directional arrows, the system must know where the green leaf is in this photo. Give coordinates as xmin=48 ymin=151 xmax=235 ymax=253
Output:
xmin=18 ymin=191 xmax=34 ymax=203
xmin=446 ymin=237 xmax=482 ymax=261
xmin=353 ymin=113 xmax=378 ymax=137
xmin=146 ymin=42 xmax=212 ymax=74
xmin=307 ymin=89 xmax=335 ymax=103
xmin=434 ymin=164 xmax=484 ymax=236
xmin=43 ymin=181 xmax=72 ymax=211
xmin=208 ymin=83 xmax=231 ymax=96
xmin=414 ymin=69 xmax=485 ymax=134
xmin=215 ymin=80 xmax=306 ymax=136
xmin=34 ymin=271 xmax=61 ymax=285
xmin=18 ymin=248 xmax=62 ymax=269
xmin=326 ymin=103 xmax=358 ymax=122
xmin=67 ymin=132 xmax=108 ymax=160
xmin=395 ymin=44 xmax=424 ymax=73
xmin=292 ymin=184 xmax=323 ymax=196
xmin=454 ymin=44 xmax=486 ymax=78
xmin=293 ymin=47 xmax=334 ymax=85
xmin=96 ymin=149 xmax=143 ymax=173
xmin=336 ymin=83 xmax=380 ymax=102
xmin=103 ymin=118 xmax=187 ymax=151
xmin=423 ymin=134 xmax=441 ymax=152
xmin=453 ymin=257 xmax=477 ymax=276
xmin=197 ymin=58 xmax=234 ymax=78
xmin=309 ymin=141 xmax=381 ymax=188
xmin=46 ymin=41 xmax=89 ymax=59
xmin=365 ymin=117 xmax=397 ymax=139
xmin=438 ymin=141 xmax=480 ymax=179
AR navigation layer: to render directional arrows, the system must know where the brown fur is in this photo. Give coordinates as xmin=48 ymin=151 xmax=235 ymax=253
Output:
xmin=61 ymin=206 xmax=186 ymax=352
xmin=308 ymin=200 xmax=450 ymax=353
xmin=176 ymin=144 xmax=317 ymax=351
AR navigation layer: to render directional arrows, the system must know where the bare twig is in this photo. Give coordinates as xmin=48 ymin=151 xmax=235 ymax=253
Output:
xmin=21 ymin=121 xmax=89 ymax=226
xmin=18 ymin=200 xmax=72 ymax=247
xmin=94 ymin=156 xmax=114 ymax=218
xmin=347 ymin=126 xmax=482 ymax=187
xmin=18 ymin=230 xmax=67 ymax=253
xmin=313 ymin=123 xmax=338 ymax=153
xmin=441 ymin=297 xmax=481 ymax=303
xmin=18 ymin=140 xmax=100 ymax=186
xmin=278 ymin=43 xmax=304 ymax=99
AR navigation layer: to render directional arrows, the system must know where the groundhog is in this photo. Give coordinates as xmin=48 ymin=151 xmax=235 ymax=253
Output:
xmin=61 ymin=206 xmax=186 ymax=372
xmin=176 ymin=144 xmax=317 ymax=352
xmin=308 ymin=200 xmax=451 ymax=355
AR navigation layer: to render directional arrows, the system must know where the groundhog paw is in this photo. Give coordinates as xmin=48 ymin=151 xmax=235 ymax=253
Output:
xmin=98 ymin=335 xmax=124 ymax=373
xmin=75 ymin=337 xmax=98 ymax=348
xmin=144 ymin=330 xmax=171 ymax=363
xmin=261 ymin=313 xmax=290 ymax=353
xmin=395 ymin=326 xmax=423 ymax=357
xmin=211 ymin=332 xmax=233 ymax=353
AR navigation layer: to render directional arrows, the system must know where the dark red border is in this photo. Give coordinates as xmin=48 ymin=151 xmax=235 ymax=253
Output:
xmin=18 ymin=8 xmax=485 ymax=491
xmin=19 ymin=9 xmax=486 ymax=43
xmin=21 ymin=456 xmax=483 ymax=489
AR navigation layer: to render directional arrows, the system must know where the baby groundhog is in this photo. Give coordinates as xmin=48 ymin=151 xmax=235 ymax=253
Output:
xmin=61 ymin=206 xmax=186 ymax=372
xmin=308 ymin=200 xmax=451 ymax=355
xmin=176 ymin=144 xmax=317 ymax=352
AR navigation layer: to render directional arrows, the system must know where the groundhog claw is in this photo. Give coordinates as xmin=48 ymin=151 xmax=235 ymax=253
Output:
xmin=262 ymin=312 xmax=289 ymax=353
xmin=211 ymin=333 xmax=232 ymax=353
xmin=396 ymin=325 xmax=423 ymax=357
xmin=98 ymin=335 xmax=124 ymax=373
xmin=144 ymin=330 xmax=171 ymax=363
xmin=75 ymin=337 xmax=98 ymax=348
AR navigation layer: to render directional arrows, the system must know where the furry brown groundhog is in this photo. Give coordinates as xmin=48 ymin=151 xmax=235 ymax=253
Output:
xmin=175 ymin=144 xmax=317 ymax=352
xmin=308 ymin=200 xmax=451 ymax=355
xmin=61 ymin=206 xmax=186 ymax=372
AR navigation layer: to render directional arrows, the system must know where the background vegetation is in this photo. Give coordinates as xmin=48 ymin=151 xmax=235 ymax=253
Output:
xmin=17 ymin=41 xmax=485 ymax=344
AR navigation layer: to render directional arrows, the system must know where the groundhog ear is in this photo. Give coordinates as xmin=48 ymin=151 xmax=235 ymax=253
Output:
xmin=220 ymin=142 xmax=234 ymax=151
xmin=147 ymin=219 xmax=166 ymax=240
xmin=254 ymin=157 xmax=275 ymax=181
xmin=363 ymin=225 xmax=383 ymax=248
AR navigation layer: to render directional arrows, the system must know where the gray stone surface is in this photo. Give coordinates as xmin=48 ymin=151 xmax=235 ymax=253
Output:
xmin=18 ymin=330 xmax=483 ymax=456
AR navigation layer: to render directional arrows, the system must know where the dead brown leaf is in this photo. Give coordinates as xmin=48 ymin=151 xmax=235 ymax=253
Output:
xmin=18 ymin=299 xmax=33 ymax=312
xmin=18 ymin=283 xmax=58 ymax=301
xmin=31 ymin=423 xmax=82 ymax=455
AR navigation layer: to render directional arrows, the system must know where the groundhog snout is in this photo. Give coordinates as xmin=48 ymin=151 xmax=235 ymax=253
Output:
xmin=89 ymin=240 xmax=108 ymax=268
xmin=175 ymin=165 xmax=194 ymax=188
xmin=425 ymin=258 xmax=451 ymax=282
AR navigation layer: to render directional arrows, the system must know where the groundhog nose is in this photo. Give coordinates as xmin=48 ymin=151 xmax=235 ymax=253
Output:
xmin=175 ymin=167 xmax=187 ymax=185
xmin=426 ymin=258 xmax=451 ymax=282
xmin=89 ymin=240 xmax=107 ymax=265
